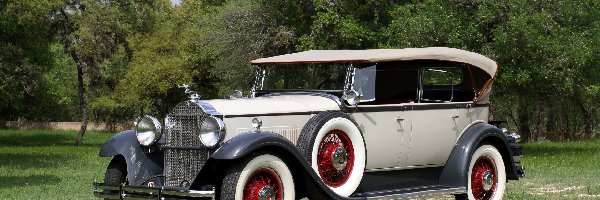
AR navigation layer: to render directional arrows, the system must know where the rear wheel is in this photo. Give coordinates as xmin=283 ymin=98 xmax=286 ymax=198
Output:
xmin=455 ymin=144 xmax=506 ymax=200
xmin=221 ymin=153 xmax=295 ymax=200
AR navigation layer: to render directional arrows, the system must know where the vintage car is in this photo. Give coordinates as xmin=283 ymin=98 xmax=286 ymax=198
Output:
xmin=93 ymin=47 xmax=524 ymax=200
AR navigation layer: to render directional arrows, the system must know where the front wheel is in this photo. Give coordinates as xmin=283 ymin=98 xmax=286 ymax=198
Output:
xmin=104 ymin=156 xmax=127 ymax=186
xmin=104 ymin=156 xmax=127 ymax=200
xmin=456 ymin=144 xmax=506 ymax=200
xmin=221 ymin=153 xmax=295 ymax=200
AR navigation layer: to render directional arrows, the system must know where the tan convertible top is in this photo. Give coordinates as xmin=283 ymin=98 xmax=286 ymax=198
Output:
xmin=251 ymin=47 xmax=498 ymax=77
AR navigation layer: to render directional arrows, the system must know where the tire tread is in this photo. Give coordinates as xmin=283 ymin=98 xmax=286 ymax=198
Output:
xmin=297 ymin=111 xmax=355 ymax=162
xmin=221 ymin=158 xmax=246 ymax=200
xmin=104 ymin=157 xmax=127 ymax=186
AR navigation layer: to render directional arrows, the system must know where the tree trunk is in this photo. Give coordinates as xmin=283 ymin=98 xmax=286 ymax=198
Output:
xmin=535 ymin=98 xmax=546 ymax=141
xmin=75 ymin=62 xmax=87 ymax=146
xmin=574 ymin=89 xmax=593 ymax=138
xmin=517 ymin=94 xmax=532 ymax=142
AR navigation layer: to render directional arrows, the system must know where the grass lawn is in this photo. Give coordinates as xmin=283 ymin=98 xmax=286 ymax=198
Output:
xmin=0 ymin=129 xmax=113 ymax=199
xmin=1 ymin=129 xmax=600 ymax=199
xmin=503 ymin=139 xmax=600 ymax=200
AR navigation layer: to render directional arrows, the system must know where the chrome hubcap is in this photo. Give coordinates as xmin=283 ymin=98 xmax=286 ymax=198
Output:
xmin=258 ymin=186 xmax=276 ymax=200
xmin=482 ymin=171 xmax=494 ymax=191
xmin=332 ymin=147 xmax=348 ymax=171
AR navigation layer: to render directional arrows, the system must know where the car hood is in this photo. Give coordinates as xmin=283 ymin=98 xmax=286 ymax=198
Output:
xmin=201 ymin=94 xmax=341 ymax=117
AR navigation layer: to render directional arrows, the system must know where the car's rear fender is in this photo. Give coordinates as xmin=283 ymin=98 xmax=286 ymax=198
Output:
xmin=99 ymin=130 xmax=164 ymax=186
xmin=199 ymin=131 xmax=364 ymax=200
xmin=439 ymin=123 xmax=520 ymax=188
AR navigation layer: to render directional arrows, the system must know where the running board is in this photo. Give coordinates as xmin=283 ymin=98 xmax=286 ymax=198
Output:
xmin=354 ymin=185 xmax=466 ymax=199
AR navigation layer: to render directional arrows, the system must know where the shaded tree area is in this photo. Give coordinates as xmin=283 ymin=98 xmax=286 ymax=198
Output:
xmin=0 ymin=0 xmax=598 ymax=144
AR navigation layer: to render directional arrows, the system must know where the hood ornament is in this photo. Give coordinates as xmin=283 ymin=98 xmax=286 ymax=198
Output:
xmin=179 ymin=84 xmax=200 ymax=102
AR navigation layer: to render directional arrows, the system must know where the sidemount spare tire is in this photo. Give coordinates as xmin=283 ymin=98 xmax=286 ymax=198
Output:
xmin=297 ymin=111 xmax=366 ymax=197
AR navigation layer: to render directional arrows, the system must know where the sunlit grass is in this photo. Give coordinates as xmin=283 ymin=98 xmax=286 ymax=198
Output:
xmin=503 ymin=139 xmax=600 ymax=199
xmin=0 ymin=129 xmax=114 ymax=199
xmin=1 ymin=129 xmax=599 ymax=199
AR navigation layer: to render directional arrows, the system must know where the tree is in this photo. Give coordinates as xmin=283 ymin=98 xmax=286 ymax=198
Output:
xmin=53 ymin=0 xmax=165 ymax=145
xmin=0 ymin=0 xmax=60 ymax=120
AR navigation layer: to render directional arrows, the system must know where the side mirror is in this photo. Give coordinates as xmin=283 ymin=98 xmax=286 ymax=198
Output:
xmin=229 ymin=90 xmax=243 ymax=99
xmin=343 ymin=90 xmax=361 ymax=106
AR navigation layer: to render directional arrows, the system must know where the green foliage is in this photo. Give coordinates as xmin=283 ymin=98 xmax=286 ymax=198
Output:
xmin=180 ymin=0 xmax=301 ymax=98
xmin=0 ymin=0 xmax=598 ymax=138
xmin=298 ymin=0 xmax=390 ymax=50
xmin=0 ymin=0 xmax=61 ymax=120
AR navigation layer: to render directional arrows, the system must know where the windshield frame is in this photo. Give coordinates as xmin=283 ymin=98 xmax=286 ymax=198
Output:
xmin=251 ymin=64 xmax=351 ymax=97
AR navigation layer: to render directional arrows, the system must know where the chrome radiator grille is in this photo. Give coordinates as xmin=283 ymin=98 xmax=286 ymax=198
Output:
xmin=164 ymin=101 xmax=211 ymax=187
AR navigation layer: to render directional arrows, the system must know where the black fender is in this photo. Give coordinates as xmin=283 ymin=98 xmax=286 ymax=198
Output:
xmin=204 ymin=131 xmax=364 ymax=200
xmin=438 ymin=123 xmax=520 ymax=188
xmin=99 ymin=130 xmax=164 ymax=186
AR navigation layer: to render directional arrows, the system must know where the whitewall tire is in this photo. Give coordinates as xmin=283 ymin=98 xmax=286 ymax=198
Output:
xmin=221 ymin=153 xmax=295 ymax=200
xmin=298 ymin=111 xmax=366 ymax=197
xmin=466 ymin=145 xmax=506 ymax=200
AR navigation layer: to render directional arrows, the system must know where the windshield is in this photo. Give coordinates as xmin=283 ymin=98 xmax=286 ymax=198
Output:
xmin=257 ymin=64 xmax=347 ymax=91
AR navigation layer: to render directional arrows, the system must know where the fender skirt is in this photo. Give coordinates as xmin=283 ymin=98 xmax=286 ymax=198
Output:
xmin=439 ymin=123 xmax=521 ymax=188
xmin=99 ymin=130 xmax=164 ymax=186
xmin=209 ymin=131 xmax=364 ymax=200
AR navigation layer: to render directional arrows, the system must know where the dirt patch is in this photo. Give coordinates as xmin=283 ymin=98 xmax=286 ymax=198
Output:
xmin=530 ymin=185 xmax=583 ymax=195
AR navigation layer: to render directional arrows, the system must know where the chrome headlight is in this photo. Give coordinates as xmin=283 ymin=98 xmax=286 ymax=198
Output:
xmin=135 ymin=115 xmax=162 ymax=146
xmin=199 ymin=116 xmax=225 ymax=147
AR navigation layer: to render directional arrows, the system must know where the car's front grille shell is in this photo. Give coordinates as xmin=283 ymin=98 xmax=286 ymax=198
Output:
xmin=164 ymin=101 xmax=211 ymax=187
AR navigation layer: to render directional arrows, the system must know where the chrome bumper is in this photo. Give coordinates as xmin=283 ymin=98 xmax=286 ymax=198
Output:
xmin=93 ymin=182 xmax=215 ymax=199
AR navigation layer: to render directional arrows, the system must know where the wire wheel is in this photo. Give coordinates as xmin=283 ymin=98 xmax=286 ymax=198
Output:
xmin=461 ymin=144 xmax=506 ymax=200
xmin=243 ymin=169 xmax=282 ymax=200
xmin=317 ymin=129 xmax=355 ymax=187
xmin=298 ymin=111 xmax=366 ymax=197
xmin=470 ymin=156 xmax=497 ymax=199
xmin=221 ymin=153 xmax=294 ymax=200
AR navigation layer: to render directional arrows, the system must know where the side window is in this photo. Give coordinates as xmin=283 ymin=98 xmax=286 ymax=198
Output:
xmin=422 ymin=67 xmax=462 ymax=86
xmin=420 ymin=67 xmax=462 ymax=102
xmin=369 ymin=67 xmax=419 ymax=104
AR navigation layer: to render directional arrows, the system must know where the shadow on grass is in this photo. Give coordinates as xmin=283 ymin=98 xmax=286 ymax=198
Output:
xmin=0 ymin=133 xmax=72 ymax=147
xmin=0 ymin=129 xmax=110 ymax=147
xmin=0 ymin=153 xmax=71 ymax=169
xmin=0 ymin=175 xmax=61 ymax=188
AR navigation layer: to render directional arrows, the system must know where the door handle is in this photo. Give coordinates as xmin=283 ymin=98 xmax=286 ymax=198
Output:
xmin=396 ymin=117 xmax=405 ymax=128
xmin=452 ymin=115 xmax=459 ymax=119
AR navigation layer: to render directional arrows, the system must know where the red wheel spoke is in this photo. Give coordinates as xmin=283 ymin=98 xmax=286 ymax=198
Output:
xmin=470 ymin=156 xmax=497 ymax=200
xmin=243 ymin=169 xmax=283 ymax=200
xmin=317 ymin=129 xmax=355 ymax=187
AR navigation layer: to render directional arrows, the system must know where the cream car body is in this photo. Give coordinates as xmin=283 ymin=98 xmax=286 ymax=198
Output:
xmin=94 ymin=47 xmax=524 ymax=200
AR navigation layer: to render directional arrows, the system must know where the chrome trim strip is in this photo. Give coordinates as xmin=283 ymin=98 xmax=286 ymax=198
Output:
xmin=195 ymin=100 xmax=222 ymax=116
xmin=93 ymin=182 xmax=215 ymax=199
xmin=365 ymin=186 xmax=466 ymax=199
xmin=225 ymin=111 xmax=315 ymax=118
xmin=365 ymin=164 xmax=445 ymax=172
